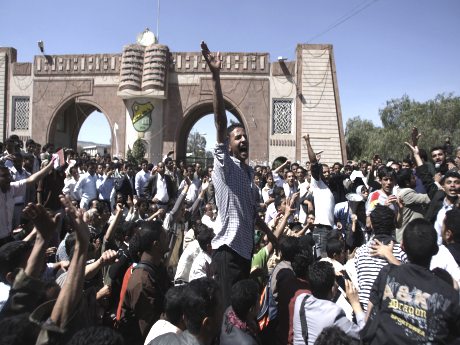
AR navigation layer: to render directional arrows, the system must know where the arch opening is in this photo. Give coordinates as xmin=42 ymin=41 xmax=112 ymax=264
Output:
xmin=176 ymin=101 xmax=245 ymax=167
xmin=49 ymin=100 xmax=112 ymax=156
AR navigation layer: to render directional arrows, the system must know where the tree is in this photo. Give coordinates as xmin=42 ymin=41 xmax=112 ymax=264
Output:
xmin=187 ymin=132 xmax=207 ymax=160
xmin=345 ymin=93 xmax=460 ymax=161
xmin=126 ymin=139 xmax=147 ymax=167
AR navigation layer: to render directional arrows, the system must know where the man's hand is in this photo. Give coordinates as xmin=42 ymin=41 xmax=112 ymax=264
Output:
xmin=385 ymin=195 xmax=398 ymax=206
xmin=411 ymin=127 xmax=421 ymax=147
xmin=201 ymin=41 xmax=221 ymax=75
xmin=370 ymin=239 xmax=394 ymax=260
xmin=23 ymin=203 xmax=60 ymax=242
xmin=98 ymin=249 xmax=119 ymax=266
xmin=285 ymin=192 xmax=299 ymax=216
xmin=404 ymin=142 xmax=420 ymax=156
xmin=302 ymin=134 xmax=310 ymax=143
xmin=201 ymin=177 xmax=210 ymax=192
xmin=60 ymin=195 xmax=89 ymax=248
xmin=264 ymin=229 xmax=278 ymax=250
xmin=96 ymin=285 xmax=111 ymax=300
xmin=345 ymin=279 xmax=361 ymax=309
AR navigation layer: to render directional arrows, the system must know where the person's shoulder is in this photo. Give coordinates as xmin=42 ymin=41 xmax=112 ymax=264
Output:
xmin=148 ymin=331 xmax=181 ymax=345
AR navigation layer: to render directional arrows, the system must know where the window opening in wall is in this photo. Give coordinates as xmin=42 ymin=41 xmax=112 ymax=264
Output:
xmin=272 ymin=99 xmax=292 ymax=134
xmin=12 ymin=96 xmax=30 ymax=130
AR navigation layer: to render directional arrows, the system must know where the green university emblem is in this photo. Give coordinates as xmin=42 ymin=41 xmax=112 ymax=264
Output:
xmin=132 ymin=102 xmax=154 ymax=132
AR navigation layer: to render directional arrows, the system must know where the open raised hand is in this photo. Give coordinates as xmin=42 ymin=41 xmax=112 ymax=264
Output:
xmin=60 ymin=195 xmax=89 ymax=248
xmin=23 ymin=203 xmax=60 ymax=242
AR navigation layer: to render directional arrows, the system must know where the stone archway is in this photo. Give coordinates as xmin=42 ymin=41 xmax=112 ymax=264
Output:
xmin=48 ymin=98 xmax=112 ymax=153
xmin=174 ymin=100 xmax=246 ymax=162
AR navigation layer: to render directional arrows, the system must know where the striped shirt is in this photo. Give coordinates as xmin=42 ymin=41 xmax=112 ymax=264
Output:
xmin=354 ymin=236 xmax=407 ymax=311
xmin=211 ymin=141 xmax=256 ymax=260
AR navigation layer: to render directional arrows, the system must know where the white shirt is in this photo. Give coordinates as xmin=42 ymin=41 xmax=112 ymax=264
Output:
xmin=174 ymin=240 xmax=201 ymax=283
xmin=430 ymin=244 xmax=460 ymax=285
xmin=10 ymin=167 xmax=30 ymax=204
xmin=135 ymin=169 xmax=151 ymax=197
xmin=144 ymin=320 xmax=181 ymax=345
xmin=201 ymin=214 xmax=216 ymax=231
xmin=0 ymin=180 xmax=27 ymax=238
xmin=154 ymin=174 xmax=169 ymax=203
xmin=62 ymin=176 xmax=80 ymax=201
xmin=298 ymin=181 xmax=310 ymax=224
xmin=434 ymin=199 xmax=453 ymax=245
xmin=189 ymin=251 xmax=212 ymax=282
xmin=310 ymin=176 xmax=334 ymax=227
xmin=73 ymin=173 xmax=97 ymax=205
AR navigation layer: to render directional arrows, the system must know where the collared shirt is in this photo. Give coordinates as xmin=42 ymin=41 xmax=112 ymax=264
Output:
xmin=0 ymin=180 xmax=27 ymax=238
xmin=135 ymin=169 xmax=151 ymax=197
xmin=10 ymin=167 xmax=30 ymax=204
xmin=188 ymin=250 xmax=212 ymax=282
xmin=62 ymin=177 xmax=80 ymax=201
xmin=174 ymin=240 xmax=201 ymax=283
xmin=434 ymin=199 xmax=453 ymax=245
xmin=97 ymin=175 xmax=115 ymax=201
xmin=212 ymin=141 xmax=256 ymax=260
xmin=73 ymin=173 xmax=97 ymax=203
xmin=154 ymin=174 xmax=169 ymax=203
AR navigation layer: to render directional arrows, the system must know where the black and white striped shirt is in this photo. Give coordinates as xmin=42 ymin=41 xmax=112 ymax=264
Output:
xmin=354 ymin=236 xmax=407 ymax=311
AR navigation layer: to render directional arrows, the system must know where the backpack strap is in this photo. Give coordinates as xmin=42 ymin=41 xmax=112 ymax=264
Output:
xmin=299 ymin=294 xmax=311 ymax=344
xmin=133 ymin=262 xmax=157 ymax=283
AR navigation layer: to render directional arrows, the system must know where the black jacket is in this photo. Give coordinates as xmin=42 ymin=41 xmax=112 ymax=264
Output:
xmin=143 ymin=173 xmax=176 ymax=202
xmin=415 ymin=164 xmax=445 ymax=224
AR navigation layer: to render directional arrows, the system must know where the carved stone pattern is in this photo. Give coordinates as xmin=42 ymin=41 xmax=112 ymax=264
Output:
xmin=13 ymin=97 xmax=29 ymax=130
xmin=272 ymin=99 xmax=292 ymax=134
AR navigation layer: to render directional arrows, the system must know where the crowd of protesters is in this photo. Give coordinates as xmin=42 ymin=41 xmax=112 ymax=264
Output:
xmin=0 ymin=42 xmax=459 ymax=345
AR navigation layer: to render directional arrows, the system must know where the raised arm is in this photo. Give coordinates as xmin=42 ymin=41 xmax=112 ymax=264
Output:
xmin=26 ymin=157 xmax=55 ymax=185
xmin=23 ymin=203 xmax=60 ymax=279
xmin=50 ymin=196 xmax=89 ymax=328
xmin=201 ymin=41 xmax=227 ymax=143
xmin=303 ymin=134 xmax=317 ymax=164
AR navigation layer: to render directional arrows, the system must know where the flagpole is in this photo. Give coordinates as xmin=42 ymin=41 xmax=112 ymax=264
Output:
xmin=156 ymin=0 xmax=160 ymax=42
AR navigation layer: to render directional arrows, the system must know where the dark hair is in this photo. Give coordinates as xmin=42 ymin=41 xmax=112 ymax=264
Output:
xmin=403 ymin=219 xmax=438 ymax=266
xmin=396 ymin=168 xmax=413 ymax=188
xmin=164 ymin=285 xmax=185 ymax=326
xmin=65 ymin=232 xmax=77 ymax=260
xmin=25 ymin=139 xmax=35 ymax=147
xmin=0 ymin=241 xmax=32 ymax=284
xmin=314 ymin=326 xmax=358 ymax=345
xmin=370 ymin=205 xmax=395 ymax=236
xmin=279 ymin=235 xmax=300 ymax=262
xmin=196 ymin=226 xmax=214 ymax=251
xmin=230 ymin=279 xmax=259 ymax=320
xmin=377 ymin=166 xmax=395 ymax=180
xmin=444 ymin=209 xmax=460 ymax=242
xmin=402 ymin=158 xmax=413 ymax=167
xmin=441 ymin=170 xmax=460 ymax=185
xmin=292 ymin=248 xmax=314 ymax=280
xmin=274 ymin=195 xmax=286 ymax=211
xmin=66 ymin=326 xmax=124 ymax=345
xmin=308 ymin=261 xmax=335 ymax=299
xmin=0 ymin=312 xmax=40 ymax=345
xmin=418 ymin=148 xmax=428 ymax=162
xmin=127 ymin=221 xmax=163 ymax=261
xmin=326 ymin=238 xmax=344 ymax=258
xmin=182 ymin=278 xmax=220 ymax=335
xmin=430 ymin=146 xmax=444 ymax=154
xmin=226 ymin=123 xmax=244 ymax=137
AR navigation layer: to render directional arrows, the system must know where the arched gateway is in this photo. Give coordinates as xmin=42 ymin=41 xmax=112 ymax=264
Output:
xmin=0 ymin=38 xmax=346 ymax=166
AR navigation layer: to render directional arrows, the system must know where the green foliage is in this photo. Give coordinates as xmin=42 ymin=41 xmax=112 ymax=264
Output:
xmin=345 ymin=93 xmax=460 ymax=161
xmin=187 ymin=132 xmax=207 ymax=159
xmin=126 ymin=139 xmax=147 ymax=166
